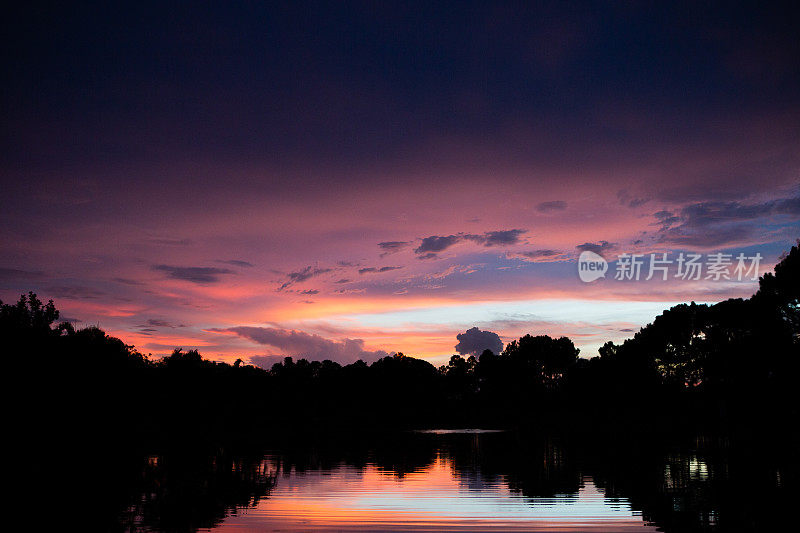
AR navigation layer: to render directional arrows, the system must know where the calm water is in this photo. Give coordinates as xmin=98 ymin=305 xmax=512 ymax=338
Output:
xmin=101 ymin=430 xmax=795 ymax=532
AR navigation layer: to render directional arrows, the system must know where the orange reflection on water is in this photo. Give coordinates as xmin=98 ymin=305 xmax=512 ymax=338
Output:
xmin=214 ymin=454 xmax=660 ymax=532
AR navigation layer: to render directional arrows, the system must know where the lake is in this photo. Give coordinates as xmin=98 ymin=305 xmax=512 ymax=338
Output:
xmin=101 ymin=429 xmax=794 ymax=532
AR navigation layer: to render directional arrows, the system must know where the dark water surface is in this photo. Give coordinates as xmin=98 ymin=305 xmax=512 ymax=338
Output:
xmin=96 ymin=430 xmax=795 ymax=532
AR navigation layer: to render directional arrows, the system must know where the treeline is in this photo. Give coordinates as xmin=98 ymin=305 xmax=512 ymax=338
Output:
xmin=4 ymin=242 xmax=798 ymax=439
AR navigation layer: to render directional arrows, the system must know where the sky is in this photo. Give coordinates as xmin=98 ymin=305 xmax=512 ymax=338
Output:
xmin=2 ymin=1 xmax=799 ymax=367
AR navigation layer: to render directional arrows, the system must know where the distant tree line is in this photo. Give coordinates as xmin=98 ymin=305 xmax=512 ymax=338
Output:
xmin=5 ymin=242 xmax=798 ymax=439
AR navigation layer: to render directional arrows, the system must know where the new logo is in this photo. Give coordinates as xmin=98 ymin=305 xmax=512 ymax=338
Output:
xmin=578 ymin=251 xmax=608 ymax=282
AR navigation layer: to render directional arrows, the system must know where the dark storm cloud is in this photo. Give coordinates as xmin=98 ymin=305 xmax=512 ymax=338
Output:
xmin=358 ymin=266 xmax=403 ymax=275
xmin=455 ymin=327 xmax=504 ymax=357
xmin=216 ymin=259 xmax=254 ymax=267
xmin=576 ymin=241 xmax=616 ymax=256
xmin=279 ymin=266 xmax=333 ymax=290
xmin=218 ymin=326 xmax=389 ymax=365
xmin=536 ymin=200 xmax=567 ymax=213
xmin=152 ymin=265 xmax=234 ymax=284
xmin=299 ymin=289 xmax=319 ymax=295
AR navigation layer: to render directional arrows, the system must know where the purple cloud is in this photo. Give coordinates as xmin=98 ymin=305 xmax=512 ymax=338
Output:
xmin=576 ymin=241 xmax=616 ymax=256
xmin=414 ymin=229 xmax=528 ymax=258
xmin=536 ymin=200 xmax=567 ymax=213
xmin=415 ymin=235 xmax=461 ymax=254
xmin=216 ymin=259 xmax=255 ymax=267
xmin=510 ymin=249 xmax=569 ymax=262
xmin=471 ymin=229 xmax=527 ymax=247
xmin=220 ymin=326 xmax=389 ymax=365
xmin=455 ymin=327 xmax=504 ymax=356
xmin=378 ymin=241 xmax=410 ymax=256
xmin=153 ymin=265 xmax=234 ymax=284
xmin=279 ymin=265 xmax=333 ymax=290
xmin=617 ymin=189 xmax=650 ymax=208
xmin=657 ymin=195 xmax=800 ymax=247
xmin=358 ymin=266 xmax=403 ymax=274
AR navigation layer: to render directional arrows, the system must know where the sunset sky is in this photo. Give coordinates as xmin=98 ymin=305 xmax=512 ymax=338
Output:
xmin=2 ymin=2 xmax=798 ymax=366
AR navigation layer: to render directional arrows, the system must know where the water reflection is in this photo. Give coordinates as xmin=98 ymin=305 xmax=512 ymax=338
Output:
xmin=103 ymin=431 xmax=795 ymax=532
xmin=116 ymin=451 xmax=279 ymax=531
xmin=219 ymin=459 xmax=652 ymax=531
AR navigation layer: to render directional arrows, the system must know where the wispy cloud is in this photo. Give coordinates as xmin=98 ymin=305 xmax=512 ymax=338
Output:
xmin=113 ymin=277 xmax=144 ymax=286
xmin=466 ymin=229 xmax=527 ymax=247
xmin=358 ymin=266 xmax=403 ymax=275
xmin=617 ymin=189 xmax=650 ymax=208
xmin=536 ymin=200 xmax=567 ymax=213
xmin=216 ymin=259 xmax=254 ymax=267
xmin=136 ymin=318 xmax=185 ymax=329
xmin=413 ymin=229 xmax=528 ymax=258
xmin=150 ymin=237 xmax=193 ymax=246
xmin=509 ymin=249 xmax=570 ymax=262
xmin=378 ymin=241 xmax=410 ymax=256
xmin=152 ymin=265 xmax=234 ymax=284
xmin=46 ymin=285 xmax=105 ymax=299
xmin=576 ymin=241 xmax=616 ymax=256
xmin=279 ymin=266 xmax=333 ymax=290
xmin=0 ymin=267 xmax=45 ymax=281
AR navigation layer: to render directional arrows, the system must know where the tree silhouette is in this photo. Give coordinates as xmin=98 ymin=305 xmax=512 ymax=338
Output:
xmin=501 ymin=334 xmax=579 ymax=389
xmin=3 ymin=239 xmax=798 ymax=438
